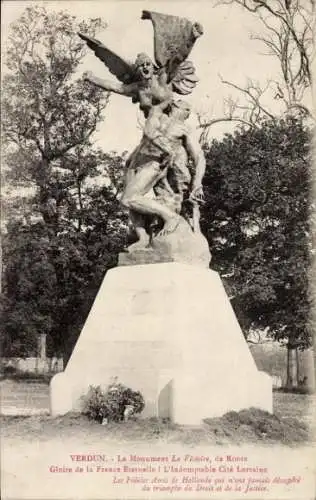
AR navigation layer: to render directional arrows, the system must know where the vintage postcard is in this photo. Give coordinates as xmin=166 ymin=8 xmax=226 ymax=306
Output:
xmin=1 ymin=1 xmax=315 ymax=499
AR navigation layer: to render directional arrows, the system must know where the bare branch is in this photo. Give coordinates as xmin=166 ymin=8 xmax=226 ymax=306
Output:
xmin=220 ymin=77 xmax=276 ymax=120
xmin=247 ymin=338 xmax=272 ymax=344
xmin=216 ymin=0 xmax=314 ymax=123
xmin=198 ymin=116 xmax=256 ymax=130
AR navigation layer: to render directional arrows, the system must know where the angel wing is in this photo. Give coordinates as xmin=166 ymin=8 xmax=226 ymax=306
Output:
xmin=78 ymin=33 xmax=135 ymax=84
xmin=141 ymin=10 xmax=203 ymax=94
xmin=171 ymin=61 xmax=199 ymax=95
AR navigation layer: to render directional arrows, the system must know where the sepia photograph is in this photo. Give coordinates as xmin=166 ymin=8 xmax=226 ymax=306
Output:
xmin=1 ymin=1 xmax=315 ymax=499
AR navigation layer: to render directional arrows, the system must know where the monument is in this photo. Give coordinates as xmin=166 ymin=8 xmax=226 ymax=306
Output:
xmin=50 ymin=10 xmax=272 ymax=424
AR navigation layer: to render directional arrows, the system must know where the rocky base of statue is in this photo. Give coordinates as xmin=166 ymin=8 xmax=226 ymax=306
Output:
xmin=119 ymin=218 xmax=211 ymax=268
xmin=50 ymin=263 xmax=272 ymax=423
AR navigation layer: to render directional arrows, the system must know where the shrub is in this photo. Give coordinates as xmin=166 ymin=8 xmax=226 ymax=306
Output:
xmin=82 ymin=381 xmax=145 ymax=423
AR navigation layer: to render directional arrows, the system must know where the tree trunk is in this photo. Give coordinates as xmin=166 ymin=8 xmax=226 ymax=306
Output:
xmin=38 ymin=333 xmax=47 ymax=360
xmin=296 ymin=348 xmax=300 ymax=385
xmin=286 ymin=345 xmax=298 ymax=389
xmin=77 ymin=178 xmax=83 ymax=232
xmin=0 ymin=233 xmax=2 ymax=295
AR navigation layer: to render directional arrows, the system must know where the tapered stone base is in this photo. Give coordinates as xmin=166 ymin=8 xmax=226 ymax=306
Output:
xmin=50 ymin=263 xmax=272 ymax=424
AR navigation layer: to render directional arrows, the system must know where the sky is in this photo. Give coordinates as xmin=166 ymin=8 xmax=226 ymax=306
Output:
xmin=0 ymin=0 xmax=303 ymax=154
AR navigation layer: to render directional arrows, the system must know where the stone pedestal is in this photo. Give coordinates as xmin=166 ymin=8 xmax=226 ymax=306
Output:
xmin=50 ymin=263 xmax=272 ymax=423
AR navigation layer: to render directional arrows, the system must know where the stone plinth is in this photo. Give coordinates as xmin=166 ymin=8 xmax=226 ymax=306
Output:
xmin=50 ymin=263 xmax=272 ymax=423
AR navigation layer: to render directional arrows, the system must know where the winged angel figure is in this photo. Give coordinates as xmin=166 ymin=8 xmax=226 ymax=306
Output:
xmin=80 ymin=11 xmax=205 ymax=250
xmin=79 ymin=10 xmax=203 ymax=117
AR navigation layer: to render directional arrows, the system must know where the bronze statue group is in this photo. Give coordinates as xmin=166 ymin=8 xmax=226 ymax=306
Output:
xmin=80 ymin=10 xmax=205 ymax=251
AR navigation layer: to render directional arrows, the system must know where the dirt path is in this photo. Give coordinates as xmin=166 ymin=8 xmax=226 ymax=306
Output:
xmin=1 ymin=380 xmax=49 ymax=415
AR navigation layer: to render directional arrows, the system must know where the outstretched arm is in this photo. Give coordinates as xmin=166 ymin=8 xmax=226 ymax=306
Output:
xmin=85 ymin=72 xmax=138 ymax=98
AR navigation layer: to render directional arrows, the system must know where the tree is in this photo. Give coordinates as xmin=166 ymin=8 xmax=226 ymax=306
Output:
xmin=2 ymin=6 xmax=108 ymax=230
xmin=1 ymin=158 xmax=128 ymax=363
xmin=1 ymin=7 xmax=129 ymax=362
xmin=197 ymin=0 xmax=314 ymax=387
xmin=201 ymin=117 xmax=313 ymax=387
xmin=198 ymin=0 xmax=315 ymax=139
xmin=1 ymin=221 xmax=57 ymax=357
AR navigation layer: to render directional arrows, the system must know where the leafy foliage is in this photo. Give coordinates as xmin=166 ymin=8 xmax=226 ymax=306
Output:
xmin=2 ymin=6 xmax=108 ymax=225
xmin=1 ymin=7 xmax=128 ymax=360
xmin=1 ymin=178 xmax=128 ymax=359
xmin=1 ymin=221 xmax=57 ymax=356
xmin=82 ymin=382 xmax=145 ymax=423
xmin=201 ymin=117 xmax=313 ymax=350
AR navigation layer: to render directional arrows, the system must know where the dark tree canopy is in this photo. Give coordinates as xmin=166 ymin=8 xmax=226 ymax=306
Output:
xmin=1 ymin=7 xmax=128 ymax=360
xmin=1 ymin=175 xmax=128 ymax=360
xmin=201 ymin=117 xmax=313 ymax=350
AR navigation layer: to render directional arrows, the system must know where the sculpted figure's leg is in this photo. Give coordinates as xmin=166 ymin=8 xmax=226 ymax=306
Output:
xmin=121 ymin=162 xmax=180 ymax=234
xmin=127 ymin=210 xmax=150 ymax=252
xmin=170 ymin=152 xmax=191 ymax=201
xmin=157 ymin=217 xmax=181 ymax=236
